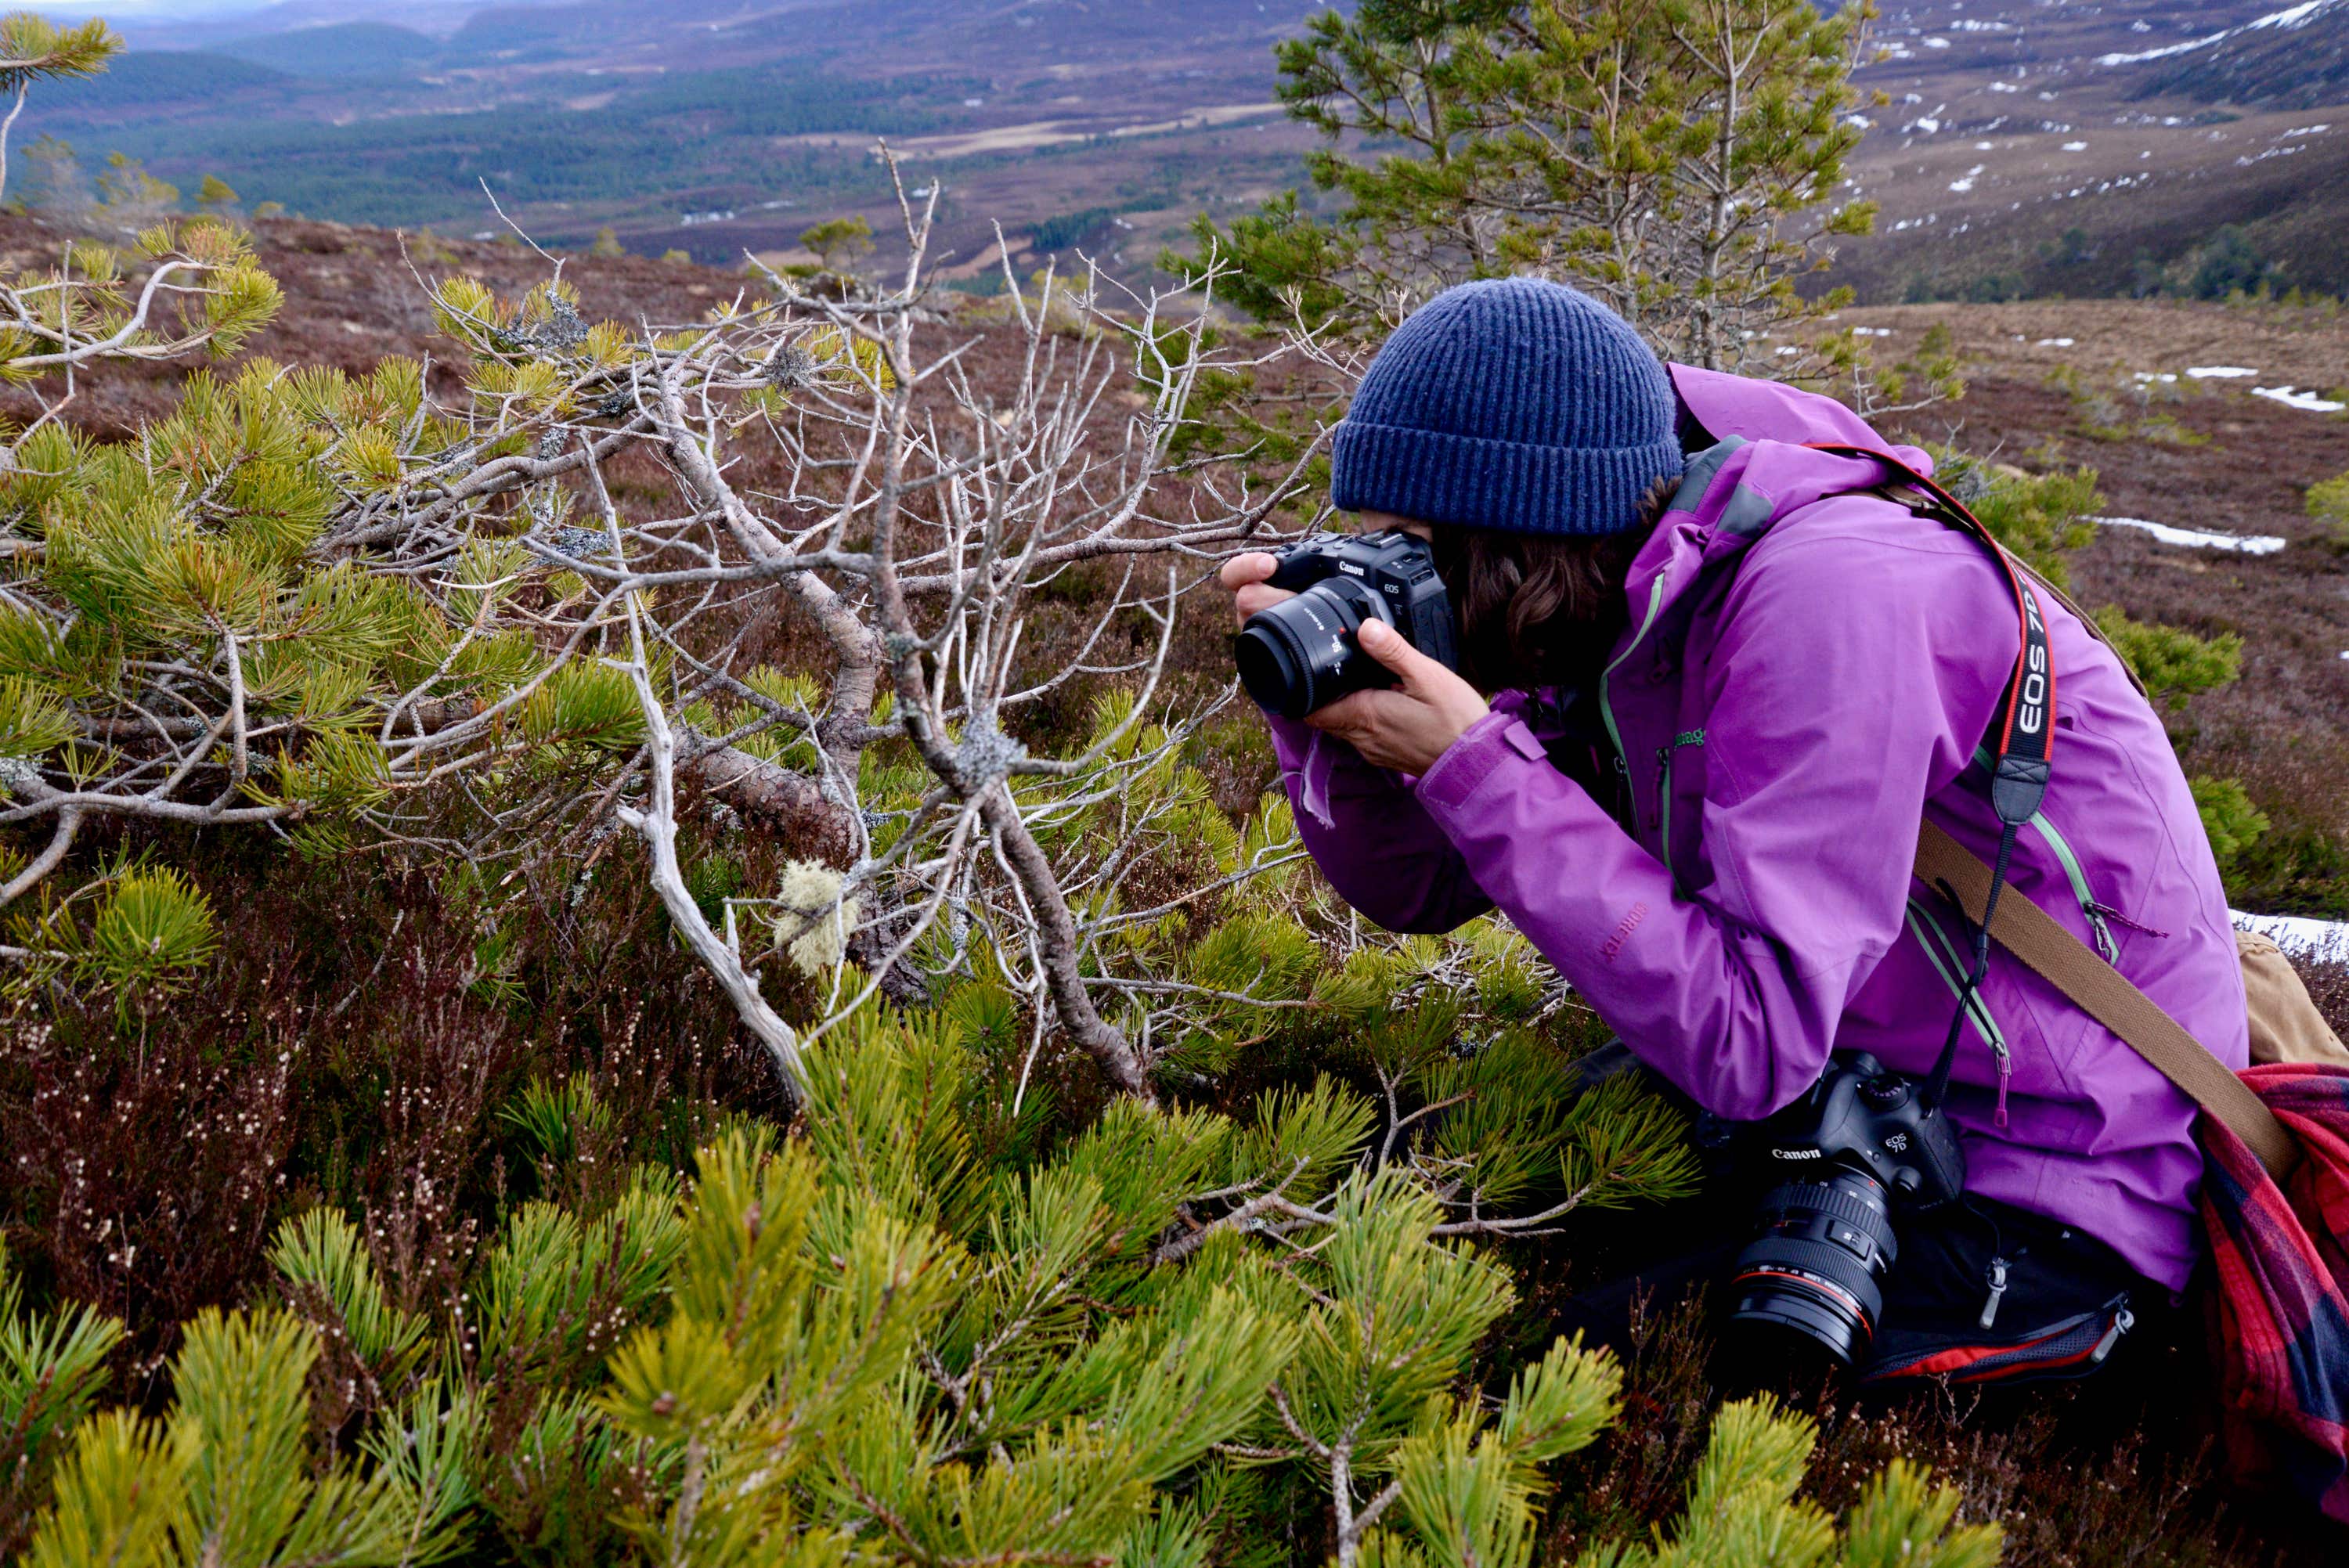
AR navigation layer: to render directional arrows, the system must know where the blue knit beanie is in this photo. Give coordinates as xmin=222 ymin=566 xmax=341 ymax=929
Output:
xmin=1330 ymin=278 xmax=1684 ymax=536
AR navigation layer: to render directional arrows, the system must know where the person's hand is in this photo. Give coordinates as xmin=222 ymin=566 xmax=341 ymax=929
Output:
xmin=1219 ymin=551 xmax=1294 ymax=627
xmin=1305 ymin=618 xmax=1490 ymax=775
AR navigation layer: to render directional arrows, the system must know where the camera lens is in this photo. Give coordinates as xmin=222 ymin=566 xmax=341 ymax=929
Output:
xmin=1726 ymin=1173 xmax=1897 ymax=1366
xmin=1234 ymin=578 xmax=1389 ymax=719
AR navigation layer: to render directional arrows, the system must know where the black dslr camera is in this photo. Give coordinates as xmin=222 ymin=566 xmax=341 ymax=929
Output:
xmin=1232 ymin=530 xmax=1460 ymax=719
xmin=1712 ymin=1051 xmax=1968 ymax=1366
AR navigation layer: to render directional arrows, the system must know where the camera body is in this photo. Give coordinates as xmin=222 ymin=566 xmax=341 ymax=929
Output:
xmin=1754 ymin=1050 xmax=1968 ymax=1207
xmin=1716 ymin=1051 xmax=1969 ymax=1366
xmin=1233 ymin=529 xmax=1460 ymax=719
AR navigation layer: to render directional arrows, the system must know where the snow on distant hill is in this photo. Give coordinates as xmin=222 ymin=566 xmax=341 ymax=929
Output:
xmin=2096 ymin=0 xmax=2344 ymax=66
xmin=2100 ymin=0 xmax=2349 ymax=110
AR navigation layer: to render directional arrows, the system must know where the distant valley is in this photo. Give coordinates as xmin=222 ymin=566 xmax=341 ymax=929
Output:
xmin=19 ymin=0 xmax=2349 ymax=303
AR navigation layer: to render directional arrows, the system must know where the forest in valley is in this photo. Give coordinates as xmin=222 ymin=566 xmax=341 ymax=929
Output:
xmin=2 ymin=6 xmax=2347 ymax=1566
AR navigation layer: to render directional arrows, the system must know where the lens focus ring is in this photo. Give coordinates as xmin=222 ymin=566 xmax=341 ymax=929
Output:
xmin=1726 ymin=1171 xmax=1899 ymax=1367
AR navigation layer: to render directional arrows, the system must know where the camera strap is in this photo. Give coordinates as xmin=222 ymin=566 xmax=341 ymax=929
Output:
xmin=1801 ymin=444 xmax=2055 ymax=1114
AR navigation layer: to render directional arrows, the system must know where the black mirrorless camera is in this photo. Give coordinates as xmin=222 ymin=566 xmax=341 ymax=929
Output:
xmin=1233 ymin=530 xmax=1460 ymax=719
xmin=1714 ymin=1051 xmax=1968 ymax=1366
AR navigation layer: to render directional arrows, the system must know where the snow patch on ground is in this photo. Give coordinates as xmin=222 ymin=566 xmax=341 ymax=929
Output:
xmin=2062 ymin=140 xmax=2089 ymax=151
xmin=2188 ymin=366 xmax=2258 ymax=378
xmin=2235 ymin=910 xmax=2349 ymax=966
xmin=2091 ymin=516 xmax=2288 ymax=554
xmin=2036 ymin=337 xmax=2075 ymax=347
xmin=2253 ymin=386 xmax=2347 ymax=413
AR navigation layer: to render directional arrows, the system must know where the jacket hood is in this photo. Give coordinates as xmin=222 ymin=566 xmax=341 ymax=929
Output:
xmin=1669 ymin=362 xmax=1934 ymax=463
xmin=1610 ymin=366 xmax=1943 ymax=661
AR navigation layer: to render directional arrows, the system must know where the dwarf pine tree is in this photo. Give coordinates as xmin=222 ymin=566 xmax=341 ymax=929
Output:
xmin=0 ymin=1242 xmax=123 ymax=1561
xmin=14 ymin=1018 xmax=2002 ymax=1566
xmin=1167 ymin=0 xmax=1958 ymax=509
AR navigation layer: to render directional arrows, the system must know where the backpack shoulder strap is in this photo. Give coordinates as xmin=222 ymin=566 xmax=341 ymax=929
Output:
xmin=1914 ymin=820 xmax=2298 ymax=1180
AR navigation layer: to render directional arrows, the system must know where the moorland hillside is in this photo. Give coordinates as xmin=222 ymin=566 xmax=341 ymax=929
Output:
xmin=21 ymin=0 xmax=2345 ymax=306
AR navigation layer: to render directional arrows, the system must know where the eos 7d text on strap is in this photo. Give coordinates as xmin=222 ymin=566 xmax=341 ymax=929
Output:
xmin=1802 ymin=442 xmax=2055 ymax=1119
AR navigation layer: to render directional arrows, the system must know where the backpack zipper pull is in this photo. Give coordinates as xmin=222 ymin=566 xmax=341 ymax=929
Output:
xmin=2090 ymin=1307 xmax=2136 ymax=1364
xmin=1978 ymin=1257 xmax=2008 ymax=1329
xmin=1993 ymin=1039 xmax=2012 ymax=1128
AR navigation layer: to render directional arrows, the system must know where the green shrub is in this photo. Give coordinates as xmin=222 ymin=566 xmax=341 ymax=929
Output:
xmin=2309 ymin=470 xmax=2349 ymax=542
xmin=2192 ymin=225 xmax=2276 ymax=301
xmin=1929 ymin=451 xmax=2098 ymax=588
xmin=2095 ymin=608 xmax=2244 ymax=708
xmin=2192 ymin=776 xmax=2271 ymax=878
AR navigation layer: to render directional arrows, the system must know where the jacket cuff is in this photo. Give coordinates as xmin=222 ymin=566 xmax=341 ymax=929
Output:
xmin=1261 ymin=708 xmax=1318 ymax=771
xmin=1415 ymin=712 xmax=1548 ymax=814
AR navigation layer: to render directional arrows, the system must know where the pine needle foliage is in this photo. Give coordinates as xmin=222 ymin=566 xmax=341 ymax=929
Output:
xmin=2309 ymin=470 xmax=2349 ymax=542
xmin=21 ymin=1305 xmax=473 ymax=1567
xmin=2092 ymin=608 xmax=2244 ymax=711
xmin=0 ymin=1241 xmax=124 ymax=1559
xmin=1576 ymin=1397 xmax=2000 ymax=1568
xmin=5 ymin=1006 xmax=2004 ymax=1568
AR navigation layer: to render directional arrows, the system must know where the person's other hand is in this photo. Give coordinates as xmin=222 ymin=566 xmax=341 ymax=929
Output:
xmin=1219 ymin=552 xmax=1294 ymax=628
xmin=1305 ymin=618 xmax=1490 ymax=775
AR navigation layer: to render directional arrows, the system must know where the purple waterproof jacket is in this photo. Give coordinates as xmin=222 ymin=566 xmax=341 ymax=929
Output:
xmin=1269 ymin=365 xmax=2247 ymax=1291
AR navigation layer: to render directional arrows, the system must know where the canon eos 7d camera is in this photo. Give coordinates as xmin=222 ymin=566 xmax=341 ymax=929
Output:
xmin=1714 ymin=1051 xmax=1968 ymax=1367
xmin=1232 ymin=530 xmax=1461 ymax=719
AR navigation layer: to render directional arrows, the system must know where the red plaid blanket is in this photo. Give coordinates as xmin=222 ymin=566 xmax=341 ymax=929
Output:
xmin=2199 ymin=1061 xmax=2349 ymax=1523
